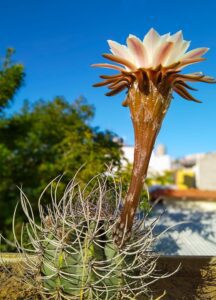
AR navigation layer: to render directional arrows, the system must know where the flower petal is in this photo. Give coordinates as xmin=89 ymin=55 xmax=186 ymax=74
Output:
xmin=143 ymin=28 xmax=161 ymax=51
xmin=154 ymin=42 xmax=174 ymax=67
xmin=165 ymin=31 xmax=186 ymax=65
xmin=143 ymin=28 xmax=161 ymax=59
xmin=178 ymin=40 xmax=191 ymax=59
xmin=127 ymin=35 xmax=149 ymax=68
xmin=108 ymin=40 xmax=132 ymax=61
xmin=178 ymin=57 xmax=206 ymax=69
xmin=169 ymin=30 xmax=183 ymax=43
xmin=183 ymin=48 xmax=209 ymax=60
xmin=160 ymin=33 xmax=171 ymax=41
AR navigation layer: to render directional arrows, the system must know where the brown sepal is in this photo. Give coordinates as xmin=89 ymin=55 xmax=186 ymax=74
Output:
xmin=174 ymin=84 xmax=202 ymax=103
xmin=103 ymin=53 xmax=136 ymax=71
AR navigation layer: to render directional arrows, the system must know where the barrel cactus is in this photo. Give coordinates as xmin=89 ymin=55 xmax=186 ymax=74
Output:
xmin=11 ymin=174 xmax=162 ymax=299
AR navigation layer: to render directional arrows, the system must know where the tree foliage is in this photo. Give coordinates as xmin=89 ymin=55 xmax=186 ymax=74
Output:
xmin=0 ymin=96 xmax=123 ymax=242
xmin=0 ymin=48 xmax=25 ymax=111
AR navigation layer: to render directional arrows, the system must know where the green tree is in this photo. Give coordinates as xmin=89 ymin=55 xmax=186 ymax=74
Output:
xmin=0 ymin=48 xmax=25 ymax=111
xmin=0 ymin=96 xmax=123 ymax=245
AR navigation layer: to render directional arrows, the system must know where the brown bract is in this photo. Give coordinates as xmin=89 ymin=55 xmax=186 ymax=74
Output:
xmin=93 ymin=53 xmax=215 ymax=103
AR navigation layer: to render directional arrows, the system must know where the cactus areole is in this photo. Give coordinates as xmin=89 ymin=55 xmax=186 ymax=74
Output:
xmin=92 ymin=28 xmax=215 ymax=245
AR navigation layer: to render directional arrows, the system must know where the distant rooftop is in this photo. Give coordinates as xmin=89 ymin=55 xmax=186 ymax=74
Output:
xmin=151 ymin=200 xmax=216 ymax=256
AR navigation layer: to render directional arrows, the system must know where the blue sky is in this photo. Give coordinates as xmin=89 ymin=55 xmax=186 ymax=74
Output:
xmin=0 ymin=0 xmax=216 ymax=157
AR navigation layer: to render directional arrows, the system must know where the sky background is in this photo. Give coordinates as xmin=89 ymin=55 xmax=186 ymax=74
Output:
xmin=0 ymin=0 xmax=216 ymax=158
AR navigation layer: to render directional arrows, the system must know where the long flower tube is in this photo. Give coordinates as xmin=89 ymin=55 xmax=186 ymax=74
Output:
xmin=92 ymin=28 xmax=215 ymax=246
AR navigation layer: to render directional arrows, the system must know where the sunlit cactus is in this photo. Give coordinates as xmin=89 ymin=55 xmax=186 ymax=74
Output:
xmin=92 ymin=28 xmax=216 ymax=245
xmin=10 ymin=172 xmax=164 ymax=299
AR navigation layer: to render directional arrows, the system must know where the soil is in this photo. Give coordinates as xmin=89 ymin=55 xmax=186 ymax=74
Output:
xmin=152 ymin=256 xmax=216 ymax=300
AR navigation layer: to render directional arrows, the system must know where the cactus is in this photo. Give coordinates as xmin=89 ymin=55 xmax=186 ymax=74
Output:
xmin=10 ymin=173 xmax=163 ymax=299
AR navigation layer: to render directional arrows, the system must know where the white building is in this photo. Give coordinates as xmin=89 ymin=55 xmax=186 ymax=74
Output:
xmin=195 ymin=153 xmax=216 ymax=191
xmin=122 ymin=144 xmax=172 ymax=175
xmin=123 ymin=144 xmax=216 ymax=191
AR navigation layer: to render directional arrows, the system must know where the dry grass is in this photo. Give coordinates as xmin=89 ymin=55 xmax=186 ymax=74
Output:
xmin=0 ymin=254 xmax=35 ymax=299
xmin=1 ymin=255 xmax=216 ymax=299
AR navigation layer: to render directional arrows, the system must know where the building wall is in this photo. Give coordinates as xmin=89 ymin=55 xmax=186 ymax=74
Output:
xmin=196 ymin=153 xmax=216 ymax=190
xmin=122 ymin=145 xmax=172 ymax=175
xmin=175 ymin=169 xmax=196 ymax=189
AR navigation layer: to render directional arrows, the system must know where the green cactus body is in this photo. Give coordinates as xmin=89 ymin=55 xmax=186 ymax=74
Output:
xmin=12 ymin=176 xmax=157 ymax=299
xmin=40 ymin=221 xmax=127 ymax=299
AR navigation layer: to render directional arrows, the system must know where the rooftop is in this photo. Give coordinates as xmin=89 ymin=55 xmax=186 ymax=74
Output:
xmin=151 ymin=200 xmax=216 ymax=256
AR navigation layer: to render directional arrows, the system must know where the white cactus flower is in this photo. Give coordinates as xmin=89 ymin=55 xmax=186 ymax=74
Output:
xmin=93 ymin=28 xmax=215 ymax=102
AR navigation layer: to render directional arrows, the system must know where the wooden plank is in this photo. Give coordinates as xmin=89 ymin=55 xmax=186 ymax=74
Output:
xmin=151 ymin=188 xmax=216 ymax=201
